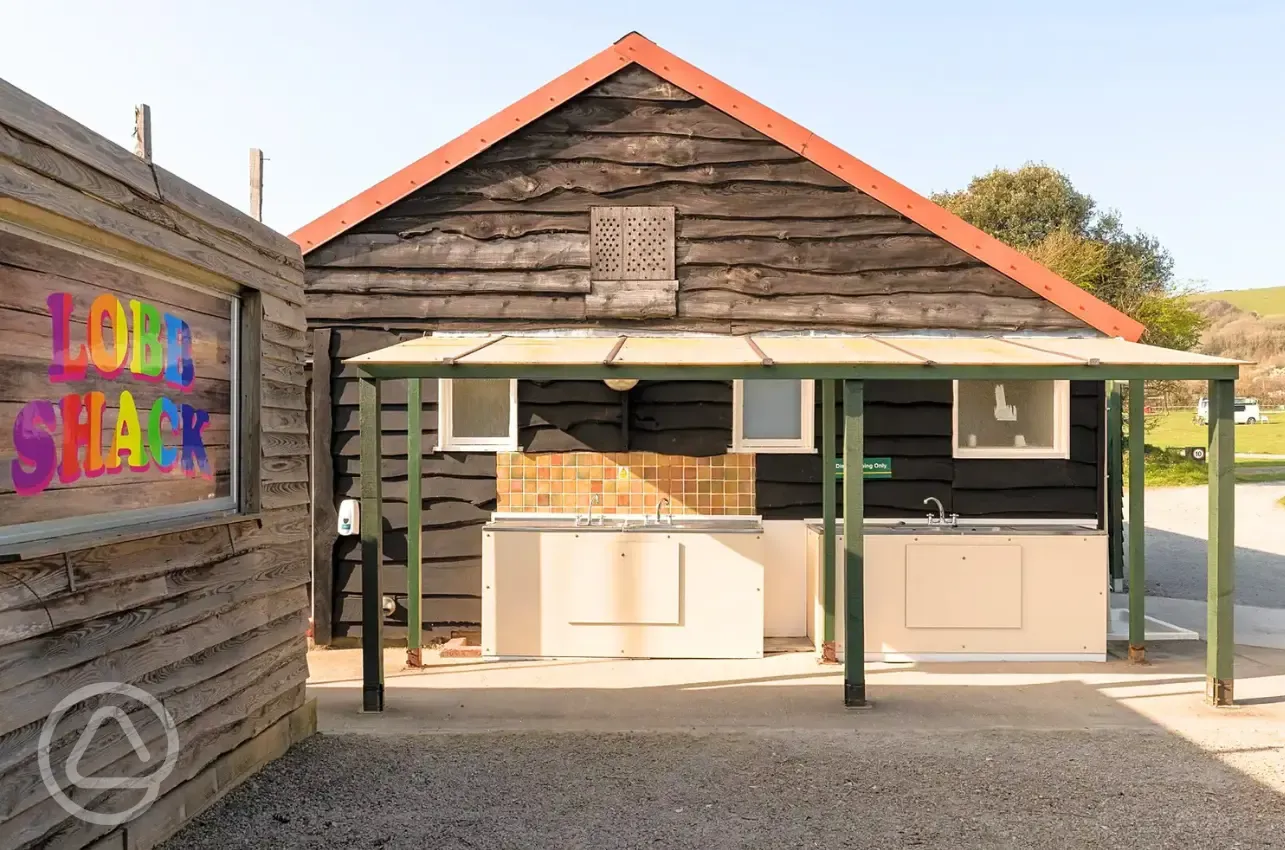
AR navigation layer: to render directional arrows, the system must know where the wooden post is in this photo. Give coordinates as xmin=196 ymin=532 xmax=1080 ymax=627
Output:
xmin=133 ymin=104 xmax=152 ymax=163
xmin=821 ymin=379 xmax=837 ymax=663
xmin=1128 ymin=379 xmax=1146 ymax=662
xmin=310 ymin=330 xmax=335 ymax=646
xmin=406 ymin=378 xmax=424 ymax=667
xmin=1207 ymin=378 xmax=1235 ymax=706
xmin=1107 ymin=381 xmax=1125 ymax=591
xmin=249 ymin=148 xmax=264 ymax=222
xmin=842 ymin=379 xmax=868 ymax=708
xmin=359 ymin=376 xmax=385 ymax=712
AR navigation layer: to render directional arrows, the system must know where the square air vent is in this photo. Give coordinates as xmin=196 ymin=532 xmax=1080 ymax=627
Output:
xmin=590 ymin=206 xmax=675 ymax=281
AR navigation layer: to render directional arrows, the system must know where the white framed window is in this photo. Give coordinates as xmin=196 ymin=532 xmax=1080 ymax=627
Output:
xmin=437 ymin=379 xmax=518 ymax=451
xmin=952 ymin=379 xmax=1070 ymax=459
xmin=732 ymin=379 xmax=815 ymax=453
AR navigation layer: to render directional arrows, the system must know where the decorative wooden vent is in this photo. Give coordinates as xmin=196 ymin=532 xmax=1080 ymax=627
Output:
xmin=588 ymin=206 xmax=677 ymax=319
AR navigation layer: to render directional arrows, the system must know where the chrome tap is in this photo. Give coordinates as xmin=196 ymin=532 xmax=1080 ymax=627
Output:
xmin=577 ymin=493 xmax=602 ymax=527
xmin=655 ymin=497 xmax=671 ymax=525
xmin=923 ymin=496 xmax=946 ymax=525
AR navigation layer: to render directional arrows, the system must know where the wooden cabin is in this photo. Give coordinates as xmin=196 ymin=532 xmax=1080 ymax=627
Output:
xmin=297 ymin=33 xmax=1144 ymax=660
xmin=0 ymin=80 xmax=312 ymax=848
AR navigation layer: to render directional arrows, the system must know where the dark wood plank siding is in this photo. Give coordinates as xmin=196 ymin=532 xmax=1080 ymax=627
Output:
xmin=305 ymin=66 xmax=1093 ymax=335
xmin=329 ymin=330 xmax=491 ymax=642
xmin=756 ymin=381 xmax=1104 ymax=520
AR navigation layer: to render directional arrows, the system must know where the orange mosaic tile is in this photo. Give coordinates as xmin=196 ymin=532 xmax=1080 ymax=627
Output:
xmin=496 ymin=451 xmax=756 ymax=515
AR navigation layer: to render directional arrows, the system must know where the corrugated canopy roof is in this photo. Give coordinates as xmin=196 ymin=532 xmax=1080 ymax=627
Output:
xmin=345 ymin=333 xmax=1244 ymax=381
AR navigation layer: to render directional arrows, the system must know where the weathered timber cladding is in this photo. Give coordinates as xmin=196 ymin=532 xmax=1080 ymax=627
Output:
xmin=756 ymin=381 xmax=1104 ymax=520
xmin=305 ymin=66 xmax=1093 ymax=334
xmin=0 ymin=78 xmax=310 ymax=850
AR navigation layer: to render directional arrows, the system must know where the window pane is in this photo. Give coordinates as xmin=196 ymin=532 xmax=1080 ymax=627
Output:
xmin=452 ymin=379 xmax=511 ymax=439
xmin=957 ymin=380 xmax=1056 ymax=450
xmin=743 ymin=380 xmax=803 ymax=440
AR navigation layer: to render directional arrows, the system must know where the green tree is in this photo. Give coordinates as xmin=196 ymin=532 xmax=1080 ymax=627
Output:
xmin=933 ymin=164 xmax=1204 ymax=350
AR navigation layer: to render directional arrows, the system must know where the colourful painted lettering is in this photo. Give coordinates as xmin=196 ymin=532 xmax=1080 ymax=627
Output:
xmin=179 ymin=404 xmax=211 ymax=479
xmin=163 ymin=315 xmax=195 ymax=391
xmin=47 ymin=292 xmax=88 ymax=383
xmin=10 ymin=400 xmax=58 ymax=496
xmin=129 ymin=300 xmax=165 ymax=380
xmin=59 ymin=392 xmax=107 ymax=484
xmin=147 ymin=397 xmax=180 ymax=473
xmin=106 ymin=390 xmax=149 ymax=473
xmin=88 ymin=294 xmax=128 ymax=378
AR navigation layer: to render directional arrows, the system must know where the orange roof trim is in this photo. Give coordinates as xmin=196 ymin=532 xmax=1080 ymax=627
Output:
xmin=291 ymin=32 xmax=1145 ymax=341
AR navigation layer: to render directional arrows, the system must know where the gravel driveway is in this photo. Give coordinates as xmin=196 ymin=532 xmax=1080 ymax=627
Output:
xmin=162 ymin=729 xmax=1285 ymax=850
xmin=1129 ymin=482 xmax=1285 ymax=608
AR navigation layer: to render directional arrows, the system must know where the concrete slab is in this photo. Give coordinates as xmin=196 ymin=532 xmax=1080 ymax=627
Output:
xmin=1112 ymin=593 xmax=1285 ymax=650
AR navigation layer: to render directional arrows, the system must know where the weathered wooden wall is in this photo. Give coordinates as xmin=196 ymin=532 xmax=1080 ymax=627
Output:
xmin=0 ymin=77 xmax=311 ymax=850
xmin=756 ymin=381 xmax=1104 ymax=520
xmin=305 ymin=65 xmax=1094 ymax=334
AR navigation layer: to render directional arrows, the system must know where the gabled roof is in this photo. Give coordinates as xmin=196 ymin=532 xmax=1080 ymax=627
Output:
xmin=291 ymin=32 xmax=1145 ymax=341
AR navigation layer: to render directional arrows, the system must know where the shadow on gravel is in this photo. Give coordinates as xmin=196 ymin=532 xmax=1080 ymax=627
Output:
xmin=160 ymin=645 xmax=1285 ymax=850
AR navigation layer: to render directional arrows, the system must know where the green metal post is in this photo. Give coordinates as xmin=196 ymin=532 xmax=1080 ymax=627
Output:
xmin=821 ymin=379 xmax=837 ymax=663
xmin=842 ymin=380 xmax=867 ymax=708
xmin=406 ymin=378 xmax=424 ymax=667
xmin=1107 ymin=382 xmax=1125 ymax=591
xmin=1207 ymin=379 xmax=1235 ymax=706
xmin=1127 ymin=380 xmax=1146 ymax=662
xmin=359 ymin=377 xmax=385 ymax=712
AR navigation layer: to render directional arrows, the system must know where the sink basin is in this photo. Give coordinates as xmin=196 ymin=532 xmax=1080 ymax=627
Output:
xmin=485 ymin=516 xmax=763 ymax=534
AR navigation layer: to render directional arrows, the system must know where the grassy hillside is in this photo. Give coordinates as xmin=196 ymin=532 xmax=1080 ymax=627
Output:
xmin=1190 ymin=285 xmax=1285 ymax=317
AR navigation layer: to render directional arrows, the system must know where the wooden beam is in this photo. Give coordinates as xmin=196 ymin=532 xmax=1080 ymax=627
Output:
xmin=820 ymin=379 xmax=837 ymax=662
xmin=842 ymin=379 xmax=867 ymax=708
xmin=1107 ymin=382 xmax=1125 ymax=591
xmin=1128 ymin=379 xmax=1146 ymax=662
xmin=406 ymin=377 xmax=424 ymax=666
xmin=238 ymin=291 xmax=263 ymax=514
xmin=1207 ymin=378 xmax=1235 ymax=706
xmin=249 ymin=148 xmax=264 ymax=222
xmin=359 ymin=377 xmax=384 ymax=712
xmin=133 ymin=104 xmax=152 ymax=163
xmin=310 ymin=329 xmax=335 ymax=646
xmin=356 ymin=363 xmax=1240 ymax=383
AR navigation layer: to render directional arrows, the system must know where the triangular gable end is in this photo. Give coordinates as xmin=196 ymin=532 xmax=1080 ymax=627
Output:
xmin=291 ymin=32 xmax=1144 ymax=341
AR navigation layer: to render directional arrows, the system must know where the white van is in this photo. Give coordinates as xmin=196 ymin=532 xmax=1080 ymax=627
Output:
xmin=1196 ymin=397 xmax=1268 ymax=425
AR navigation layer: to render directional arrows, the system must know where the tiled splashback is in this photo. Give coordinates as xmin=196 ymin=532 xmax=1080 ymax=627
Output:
xmin=496 ymin=452 xmax=755 ymax=515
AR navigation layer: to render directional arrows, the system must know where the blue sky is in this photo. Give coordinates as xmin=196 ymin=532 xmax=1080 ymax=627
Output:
xmin=4 ymin=1 xmax=1282 ymax=290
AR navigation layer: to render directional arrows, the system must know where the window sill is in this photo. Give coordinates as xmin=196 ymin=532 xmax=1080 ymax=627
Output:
xmin=434 ymin=444 xmax=518 ymax=454
xmin=734 ymin=446 xmax=817 ymax=455
xmin=0 ymin=510 xmax=260 ymax=563
xmin=953 ymin=450 xmax=1071 ymax=461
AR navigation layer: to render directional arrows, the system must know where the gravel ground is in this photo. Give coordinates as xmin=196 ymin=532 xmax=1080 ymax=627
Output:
xmin=162 ymin=730 xmax=1285 ymax=850
xmin=1129 ymin=481 xmax=1285 ymax=608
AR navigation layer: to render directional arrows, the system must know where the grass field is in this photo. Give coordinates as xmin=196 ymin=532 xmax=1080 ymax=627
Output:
xmin=1126 ymin=410 xmax=1285 ymax=487
xmin=1144 ymin=411 xmax=1285 ymax=455
xmin=1190 ymin=285 xmax=1285 ymax=316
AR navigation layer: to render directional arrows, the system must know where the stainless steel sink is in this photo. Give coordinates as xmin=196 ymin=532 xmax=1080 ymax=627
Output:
xmin=485 ymin=516 xmax=763 ymax=534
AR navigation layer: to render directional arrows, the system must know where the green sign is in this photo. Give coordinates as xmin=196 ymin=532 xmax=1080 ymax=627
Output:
xmin=834 ymin=457 xmax=892 ymax=479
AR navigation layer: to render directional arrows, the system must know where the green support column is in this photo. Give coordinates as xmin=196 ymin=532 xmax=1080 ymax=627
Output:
xmin=842 ymin=380 xmax=868 ymax=708
xmin=1128 ymin=380 xmax=1146 ymax=662
xmin=1107 ymin=382 xmax=1125 ymax=591
xmin=406 ymin=378 xmax=424 ymax=667
xmin=359 ymin=377 xmax=385 ymax=712
xmin=1207 ymin=378 xmax=1235 ymax=706
xmin=821 ymin=379 xmax=837 ymax=663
